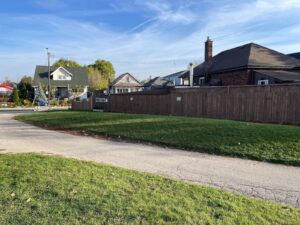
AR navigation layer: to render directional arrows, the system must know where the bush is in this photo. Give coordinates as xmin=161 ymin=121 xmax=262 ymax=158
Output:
xmin=59 ymin=100 xmax=68 ymax=106
xmin=52 ymin=100 xmax=59 ymax=106
xmin=11 ymin=88 xmax=20 ymax=105
xmin=23 ymin=99 xmax=32 ymax=106
xmin=0 ymin=97 xmax=9 ymax=103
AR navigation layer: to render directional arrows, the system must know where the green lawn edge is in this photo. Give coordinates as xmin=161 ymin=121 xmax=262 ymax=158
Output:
xmin=15 ymin=111 xmax=300 ymax=167
xmin=1 ymin=153 xmax=299 ymax=225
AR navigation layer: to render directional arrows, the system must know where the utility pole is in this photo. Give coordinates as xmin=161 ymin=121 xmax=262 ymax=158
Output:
xmin=46 ymin=48 xmax=51 ymax=108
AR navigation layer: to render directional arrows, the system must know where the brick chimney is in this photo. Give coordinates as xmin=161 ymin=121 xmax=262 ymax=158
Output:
xmin=205 ymin=36 xmax=213 ymax=62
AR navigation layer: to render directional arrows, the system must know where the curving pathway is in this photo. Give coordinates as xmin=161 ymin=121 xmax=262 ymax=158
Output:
xmin=1 ymin=111 xmax=300 ymax=207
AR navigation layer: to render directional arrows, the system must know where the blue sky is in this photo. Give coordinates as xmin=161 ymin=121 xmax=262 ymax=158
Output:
xmin=1 ymin=0 xmax=300 ymax=82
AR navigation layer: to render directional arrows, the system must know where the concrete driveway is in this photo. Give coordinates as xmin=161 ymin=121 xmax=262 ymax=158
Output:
xmin=1 ymin=111 xmax=300 ymax=207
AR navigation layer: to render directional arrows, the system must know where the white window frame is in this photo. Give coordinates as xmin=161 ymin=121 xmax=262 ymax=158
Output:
xmin=258 ymin=80 xmax=269 ymax=86
xmin=199 ymin=77 xmax=205 ymax=86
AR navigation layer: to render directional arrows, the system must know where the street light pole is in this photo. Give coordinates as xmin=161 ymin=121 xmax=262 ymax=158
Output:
xmin=46 ymin=48 xmax=51 ymax=108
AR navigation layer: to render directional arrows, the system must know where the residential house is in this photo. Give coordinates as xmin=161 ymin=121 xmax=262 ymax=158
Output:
xmin=289 ymin=52 xmax=300 ymax=60
xmin=109 ymin=73 xmax=143 ymax=94
xmin=143 ymin=76 xmax=175 ymax=91
xmin=33 ymin=66 xmax=88 ymax=100
xmin=163 ymin=70 xmax=187 ymax=86
xmin=0 ymin=84 xmax=13 ymax=97
xmin=180 ymin=38 xmax=300 ymax=86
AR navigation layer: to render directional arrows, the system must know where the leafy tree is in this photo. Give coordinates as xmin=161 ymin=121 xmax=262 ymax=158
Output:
xmin=99 ymin=80 xmax=109 ymax=90
xmin=18 ymin=76 xmax=34 ymax=100
xmin=87 ymin=67 xmax=102 ymax=91
xmin=11 ymin=88 xmax=20 ymax=105
xmin=88 ymin=60 xmax=115 ymax=89
xmin=20 ymin=76 xmax=33 ymax=86
xmin=19 ymin=83 xmax=28 ymax=100
xmin=93 ymin=60 xmax=115 ymax=80
xmin=53 ymin=58 xmax=81 ymax=67
xmin=1 ymin=79 xmax=11 ymax=86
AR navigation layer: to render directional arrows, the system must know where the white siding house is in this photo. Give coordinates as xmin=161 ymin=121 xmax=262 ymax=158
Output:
xmin=109 ymin=73 xmax=143 ymax=94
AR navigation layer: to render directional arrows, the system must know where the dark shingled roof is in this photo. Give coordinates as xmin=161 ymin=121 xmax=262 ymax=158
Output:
xmin=254 ymin=70 xmax=300 ymax=82
xmin=143 ymin=76 xmax=174 ymax=88
xmin=163 ymin=70 xmax=186 ymax=79
xmin=33 ymin=65 xmax=88 ymax=88
xmin=181 ymin=43 xmax=300 ymax=78
xmin=288 ymin=52 xmax=300 ymax=60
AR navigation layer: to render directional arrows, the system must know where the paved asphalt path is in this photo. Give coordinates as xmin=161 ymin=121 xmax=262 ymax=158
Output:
xmin=1 ymin=111 xmax=300 ymax=207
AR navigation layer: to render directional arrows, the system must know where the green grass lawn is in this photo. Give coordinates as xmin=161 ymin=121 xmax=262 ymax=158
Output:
xmin=0 ymin=154 xmax=299 ymax=224
xmin=16 ymin=111 xmax=300 ymax=166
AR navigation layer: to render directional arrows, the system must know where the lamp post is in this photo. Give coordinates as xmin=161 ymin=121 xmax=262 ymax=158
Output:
xmin=46 ymin=48 xmax=51 ymax=108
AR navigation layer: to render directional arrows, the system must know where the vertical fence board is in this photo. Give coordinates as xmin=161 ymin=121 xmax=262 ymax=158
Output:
xmin=75 ymin=84 xmax=300 ymax=125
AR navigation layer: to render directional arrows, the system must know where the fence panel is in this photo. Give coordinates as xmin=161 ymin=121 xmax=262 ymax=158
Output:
xmin=73 ymin=84 xmax=300 ymax=125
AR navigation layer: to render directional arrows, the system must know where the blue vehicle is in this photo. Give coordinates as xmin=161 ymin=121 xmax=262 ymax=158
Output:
xmin=39 ymin=101 xmax=47 ymax=106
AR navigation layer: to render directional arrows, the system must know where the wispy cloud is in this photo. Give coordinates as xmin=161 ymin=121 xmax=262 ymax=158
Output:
xmin=141 ymin=1 xmax=196 ymax=24
xmin=0 ymin=0 xmax=300 ymax=81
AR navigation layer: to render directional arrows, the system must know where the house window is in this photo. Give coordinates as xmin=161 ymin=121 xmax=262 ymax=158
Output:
xmin=58 ymin=75 xmax=66 ymax=80
xmin=183 ymin=79 xmax=189 ymax=86
xmin=199 ymin=77 xmax=205 ymax=86
xmin=258 ymin=80 xmax=269 ymax=86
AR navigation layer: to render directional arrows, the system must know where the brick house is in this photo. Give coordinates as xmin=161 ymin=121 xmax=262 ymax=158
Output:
xmin=180 ymin=38 xmax=300 ymax=86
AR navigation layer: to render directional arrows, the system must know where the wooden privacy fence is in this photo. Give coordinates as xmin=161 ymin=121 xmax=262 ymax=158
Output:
xmin=91 ymin=84 xmax=300 ymax=125
xmin=72 ymin=98 xmax=93 ymax=111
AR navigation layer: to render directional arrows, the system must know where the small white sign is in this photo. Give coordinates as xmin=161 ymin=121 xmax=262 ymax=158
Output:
xmin=130 ymin=97 xmax=134 ymax=101
xmin=95 ymin=98 xmax=108 ymax=103
xmin=176 ymin=96 xmax=182 ymax=102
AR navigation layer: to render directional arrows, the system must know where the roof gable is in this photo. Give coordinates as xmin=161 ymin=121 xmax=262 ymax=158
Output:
xmin=110 ymin=73 xmax=141 ymax=87
xmin=51 ymin=67 xmax=73 ymax=76
xmin=33 ymin=65 xmax=88 ymax=87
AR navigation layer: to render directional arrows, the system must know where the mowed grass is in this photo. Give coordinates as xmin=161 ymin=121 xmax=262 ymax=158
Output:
xmin=16 ymin=111 xmax=300 ymax=166
xmin=0 ymin=154 xmax=299 ymax=225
